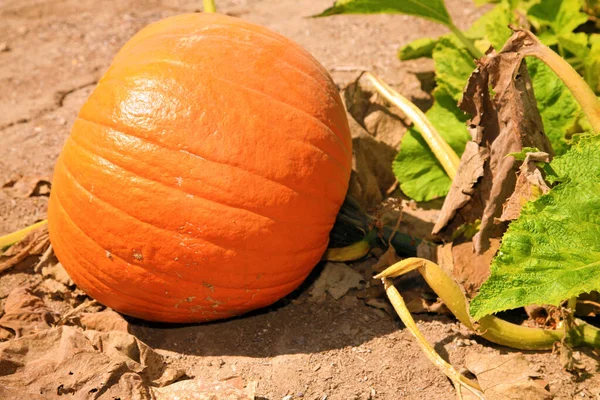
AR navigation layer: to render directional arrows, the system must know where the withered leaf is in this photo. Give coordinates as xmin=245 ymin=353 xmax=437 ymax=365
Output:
xmin=0 ymin=225 xmax=50 ymax=273
xmin=499 ymin=151 xmax=551 ymax=222
xmin=433 ymin=29 xmax=553 ymax=256
xmin=0 ymin=325 xmax=185 ymax=399
xmin=465 ymin=351 xmax=551 ymax=400
xmin=0 ymin=287 xmax=55 ymax=339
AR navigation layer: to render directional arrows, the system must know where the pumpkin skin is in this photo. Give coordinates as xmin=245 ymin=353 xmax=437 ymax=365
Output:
xmin=47 ymin=13 xmax=352 ymax=323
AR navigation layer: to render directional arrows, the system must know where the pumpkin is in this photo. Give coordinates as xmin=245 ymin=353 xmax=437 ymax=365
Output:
xmin=47 ymin=13 xmax=353 ymax=323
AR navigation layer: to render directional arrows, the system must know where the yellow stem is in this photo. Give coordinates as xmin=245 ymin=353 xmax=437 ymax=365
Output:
xmin=382 ymin=278 xmax=484 ymax=398
xmin=365 ymin=72 xmax=460 ymax=179
xmin=0 ymin=219 xmax=48 ymax=250
xmin=203 ymin=0 xmax=216 ymax=13
xmin=517 ymin=30 xmax=600 ymax=133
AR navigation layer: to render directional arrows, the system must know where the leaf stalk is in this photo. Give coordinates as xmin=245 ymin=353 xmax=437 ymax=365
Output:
xmin=365 ymin=72 xmax=461 ymax=180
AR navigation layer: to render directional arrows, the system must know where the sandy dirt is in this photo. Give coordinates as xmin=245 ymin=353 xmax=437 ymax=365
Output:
xmin=1 ymin=1 xmax=600 ymax=399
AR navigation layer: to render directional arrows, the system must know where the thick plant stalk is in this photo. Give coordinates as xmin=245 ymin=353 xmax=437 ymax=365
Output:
xmin=382 ymin=278 xmax=484 ymax=399
xmin=0 ymin=219 xmax=48 ymax=250
xmin=514 ymin=30 xmax=600 ymax=133
xmin=203 ymin=0 xmax=216 ymax=13
xmin=377 ymin=258 xmax=600 ymax=350
xmin=365 ymin=72 xmax=460 ymax=180
xmin=323 ymin=231 xmax=374 ymax=262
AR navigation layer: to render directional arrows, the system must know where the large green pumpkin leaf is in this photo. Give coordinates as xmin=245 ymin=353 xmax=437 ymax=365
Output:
xmin=527 ymin=58 xmax=581 ymax=155
xmin=528 ymin=0 xmax=589 ymax=36
xmin=470 ymin=135 xmax=600 ymax=320
xmin=392 ymin=88 xmax=470 ymax=202
xmin=316 ymin=0 xmax=453 ymax=26
xmin=433 ymin=36 xmax=477 ymax=102
xmin=398 ymin=37 xmax=438 ymax=61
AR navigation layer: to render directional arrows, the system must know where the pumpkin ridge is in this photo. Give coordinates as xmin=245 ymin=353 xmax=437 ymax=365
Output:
xmin=57 ymin=152 xmax=331 ymax=257
xmin=55 ymin=186 xmax=312 ymax=296
xmin=76 ymin=115 xmax=346 ymax=207
xmin=109 ymin=31 xmax=348 ymax=137
xmin=68 ymin=132 xmax=336 ymax=230
xmin=189 ymin=70 xmax=350 ymax=172
xmin=105 ymin=56 xmax=351 ymax=167
xmin=50 ymin=193 xmax=177 ymax=310
xmin=72 ymin=119 xmax=342 ymax=222
xmin=52 ymin=192 xmax=313 ymax=320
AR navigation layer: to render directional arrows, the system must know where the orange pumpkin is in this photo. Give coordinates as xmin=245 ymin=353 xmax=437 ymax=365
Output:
xmin=47 ymin=13 xmax=352 ymax=322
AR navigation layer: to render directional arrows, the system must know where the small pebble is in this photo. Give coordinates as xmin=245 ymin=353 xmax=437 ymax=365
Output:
xmin=0 ymin=42 xmax=9 ymax=52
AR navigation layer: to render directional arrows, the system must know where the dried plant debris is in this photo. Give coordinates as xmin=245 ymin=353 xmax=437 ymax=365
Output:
xmin=0 ymin=287 xmax=55 ymax=339
xmin=465 ymin=351 xmax=552 ymax=400
xmin=0 ymin=225 xmax=50 ymax=273
xmin=433 ymin=39 xmax=553 ymax=255
xmin=499 ymin=150 xmax=551 ymax=222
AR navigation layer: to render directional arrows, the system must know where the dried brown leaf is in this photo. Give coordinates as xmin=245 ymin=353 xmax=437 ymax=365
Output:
xmin=80 ymin=309 xmax=130 ymax=333
xmin=433 ymin=41 xmax=553 ymax=254
xmin=8 ymin=175 xmax=51 ymax=198
xmin=309 ymin=262 xmax=364 ymax=301
xmin=465 ymin=351 xmax=552 ymax=400
xmin=499 ymin=151 xmax=551 ymax=221
xmin=0 ymin=225 xmax=50 ymax=273
xmin=0 ymin=287 xmax=55 ymax=339
xmin=0 ymin=325 xmax=185 ymax=399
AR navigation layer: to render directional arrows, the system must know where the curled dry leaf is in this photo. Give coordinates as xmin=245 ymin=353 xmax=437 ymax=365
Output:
xmin=0 ymin=325 xmax=185 ymax=399
xmin=435 ymin=239 xmax=501 ymax=298
xmin=309 ymin=262 xmax=364 ymax=302
xmin=342 ymin=78 xmax=406 ymax=209
xmin=499 ymin=151 xmax=551 ymax=222
xmin=465 ymin=351 xmax=552 ymax=400
xmin=4 ymin=175 xmax=51 ymax=198
xmin=0 ymin=287 xmax=55 ymax=339
xmin=433 ymin=38 xmax=553 ymax=254
xmin=0 ymin=225 xmax=50 ymax=273
xmin=80 ymin=309 xmax=130 ymax=333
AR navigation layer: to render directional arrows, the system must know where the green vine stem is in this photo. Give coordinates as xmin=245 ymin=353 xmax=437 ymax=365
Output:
xmin=365 ymin=72 xmax=461 ymax=180
xmin=376 ymin=258 xmax=600 ymax=350
xmin=448 ymin=24 xmax=484 ymax=60
xmin=514 ymin=29 xmax=600 ymax=133
xmin=203 ymin=0 xmax=216 ymax=13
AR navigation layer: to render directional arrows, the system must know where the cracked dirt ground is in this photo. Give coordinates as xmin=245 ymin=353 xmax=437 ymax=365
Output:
xmin=2 ymin=1 xmax=600 ymax=399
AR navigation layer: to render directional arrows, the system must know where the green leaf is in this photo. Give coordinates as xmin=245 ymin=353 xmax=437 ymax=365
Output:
xmin=398 ymin=37 xmax=438 ymax=60
xmin=584 ymin=39 xmax=600 ymax=94
xmin=316 ymin=0 xmax=453 ymax=26
xmin=528 ymin=0 xmax=589 ymax=35
xmin=527 ymin=58 xmax=581 ymax=155
xmin=466 ymin=3 xmax=514 ymax=50
xmin=471 ymin=135 xmax=600 ymax=320
xmin=557 ymin=32 xmax=590 ymax=59
xmin=392 ymin=89 xmax=471 ymax=202
xmin=432 ymin=36 xmax=477 ymax=101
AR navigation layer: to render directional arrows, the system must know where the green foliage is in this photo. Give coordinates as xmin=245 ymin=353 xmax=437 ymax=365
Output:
xmin=470 ymin=135 xmax=600 ymax=320
xmin=392 ymin=89 xmax=470 ymax=201
xmin=528 ymin=59 xmax=581 ymax=155
xmin=316 ymin=0 xmax=453 ymax=26
xmin=432 ymin=36 xmax=476 ymax=101
xmin=398 ymin=37 xmax=437 ymax=60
